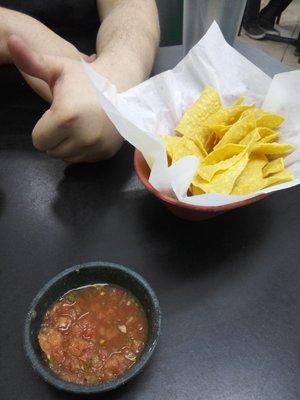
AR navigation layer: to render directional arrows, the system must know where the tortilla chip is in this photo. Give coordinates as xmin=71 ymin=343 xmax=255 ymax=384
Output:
xmin=262 ymin=158 xmax=284 ymax=177
xmin=200 ymin=143 xmax=245 ymax=165
xmin=262 ymin=168 xmax=294 ymax=189
xmin=232 ymin=96 xmax=245 ymax=106
xmin=259 ymin=132 xmax=281 ymax=143
xmin=175 ymin=86 xmax=222 ymax=138
xmin=193 ymin=154 xmax=249 ymax=194
xmin=190 ymin=184 xmax=205 ymax=195
xmin=252 ymin=142 xmax=294 ymax=156
xmin=172 ymin=136 xmax=205 ymax=163
xmin=239 ymin=129 xmax=261 ymax=146
xmin=231 ymin=154 xmax=268 ymax=195
xmin=161 ymin=135 xmax=181 ymax=161
xmin=257 ymin=127 xmax=277 ymax=138
xmin=209 ymin=124 xmax=230 ymax=139
xmin=214 ymin=112 xmax=256 ymax=149
xmin=206 ymin=104 xmax=253 ymax=127
xmin=185 ymin=131 xmax=208 ymax=157
xmin=254 ymin=109 xmax=266 ymax=118
xmin=197 ymin=144 xmax=246 ymax=182
xmin=256 ymin=112 xmax=285 ymax=129
xmin=240 ymin=109 xmax=254 ymax=119
xmin=204 ymin=132 xmax=219 ymax=153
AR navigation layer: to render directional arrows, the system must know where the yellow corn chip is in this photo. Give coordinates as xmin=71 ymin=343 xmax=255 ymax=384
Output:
xmin=200 ymin=143 xmax=245 ymax=165
xmin=239 ymin=129 xmax=261 ymax=146
xmin=184 ymin=131 xmax=208 ymax=157
xmin=193 ymin=154 xmax=249 ymax=194
xmin=252 ymin=142 xmax=294 ymax=155
xmin=256 ymin=112 xmax=285 ymax=129
xmin=232 ymin=154 xmax=268 ymax=195
xmin=197 ymin=144 xmax=246 ymax=182
xmin=176 ymin=86 xmax=222 ymax=138
xmin=204 ymin=132 xmax=219 ymax=153
xmin=206 ymin=105 xmax=254 ymax=127
xmin=262 ymin=168 xmax=294 ymax=189
xmin=232 ymin=156 xmax=293 ymax=194
xmin=162 ymin=134 xmax=206 ymax=164
xmin=161 ymin=135 xmax=181 ymax=161
xmin=254 ymin=109 xmax=265 ymax=119
xmin=209 ymin=124 xmax=230 ymax=139
xmin=202 ymin=125 xmax=261 ymax=181
xmin=172 ymin=136 xmax=205 ymax=163
xmin=190 ymin=184 xmax=205 ymax=195
xmin=232 ymin=96 xmax=245 ymax=106
xmin=239 ymin=107 xmax=262 ymax=120
xmin=214 ymin=112 xmax=256 ymax=149
xmin=259 ymin=132 xmax=280 ymax=143
xmin=240 ymin=109 xmax=253 ymax=119
xmin=257 ymin=127 xmax=277 ymax=138
xmin=262 ymin=158 xmax=284 ymax=177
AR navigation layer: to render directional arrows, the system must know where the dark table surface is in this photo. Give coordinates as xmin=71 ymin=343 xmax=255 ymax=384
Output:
xmin=0 ymin=45 xmax=299 ymax=400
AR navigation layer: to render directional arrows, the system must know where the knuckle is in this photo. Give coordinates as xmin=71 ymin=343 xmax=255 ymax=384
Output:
xmin=79 ymin=134 xmax=99 ymax=147
xmin=59 ymin=113 xmax=79 ymax=127
xmin=53 ymin=107 xmax=79 ymax=128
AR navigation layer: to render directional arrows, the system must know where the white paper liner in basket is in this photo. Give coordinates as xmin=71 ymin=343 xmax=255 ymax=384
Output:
xmin=84 ymin=22 xmax=300 ymax=207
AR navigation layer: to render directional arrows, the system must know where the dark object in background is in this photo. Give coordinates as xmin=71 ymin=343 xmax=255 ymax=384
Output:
xmin=259 ymin=0 xmax=293 ymax=32
xmin=155 ymin=0 xmax=183 ymax=47
xmin=293 ymin=24 xmax=300 ymax=58
xmin=243 ymin=0 xmax=266 ymax=39
xmin=243 ymin=0 xmax=294 ymax=39
xmin=295 ymin=41 xmax=300 ymax=57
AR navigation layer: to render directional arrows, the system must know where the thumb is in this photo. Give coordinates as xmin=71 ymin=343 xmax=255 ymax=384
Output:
xmin=7 ymin=35 xmax=62 ymax=88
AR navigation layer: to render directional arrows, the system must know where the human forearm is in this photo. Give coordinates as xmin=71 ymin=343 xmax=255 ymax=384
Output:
xmin=93 ymin=0 xmax=160 ymax=92
xmin=0 ymin=7 xmax=81 ymax=100
xmin=0 ymin=7 xmax=80 ymax=62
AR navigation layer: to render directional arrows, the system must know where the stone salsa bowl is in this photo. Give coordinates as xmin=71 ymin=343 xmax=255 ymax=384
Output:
xmin=24 ymin=261 xmax=161 ymax=394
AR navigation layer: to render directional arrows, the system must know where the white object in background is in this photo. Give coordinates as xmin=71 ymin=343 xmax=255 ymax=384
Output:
xmin=183 ymin=0 xmax=247 ymax=54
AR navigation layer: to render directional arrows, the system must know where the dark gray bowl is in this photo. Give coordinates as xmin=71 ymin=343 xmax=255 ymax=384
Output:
xmin=24 ymin=261 xmax=161 ymax=394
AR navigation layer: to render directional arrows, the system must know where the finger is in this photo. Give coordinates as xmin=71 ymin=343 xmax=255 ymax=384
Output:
xmin=32 ymin=110 xmax=69 ymax=151
xmin=46 ymin=138 xmax=83 ymax=159
xmin=7 ymin=35 xmax=62 ymax=87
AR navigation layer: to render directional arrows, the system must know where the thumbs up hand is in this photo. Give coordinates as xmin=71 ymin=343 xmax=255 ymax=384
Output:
xmin=8 ymin=35 xmax=123 ymax=163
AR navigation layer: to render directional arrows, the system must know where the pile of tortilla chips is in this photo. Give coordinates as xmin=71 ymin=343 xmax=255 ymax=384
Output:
xmin=162 ymin=87 xmax=295 ymax=196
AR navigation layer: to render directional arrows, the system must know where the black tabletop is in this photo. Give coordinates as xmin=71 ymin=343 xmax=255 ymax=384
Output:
xmin=0 ymin=48 xmax=299 ymax=400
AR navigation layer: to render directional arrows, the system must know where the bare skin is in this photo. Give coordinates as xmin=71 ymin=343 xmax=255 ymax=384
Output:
xmin=0 ymin=1 xmax=160 ymax=162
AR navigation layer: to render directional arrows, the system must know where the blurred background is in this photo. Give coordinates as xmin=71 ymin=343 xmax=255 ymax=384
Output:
xmin=156 ymin=0 xmax=300 ymax=70
xmin=238 ymin=0 xmax=300 ymax=70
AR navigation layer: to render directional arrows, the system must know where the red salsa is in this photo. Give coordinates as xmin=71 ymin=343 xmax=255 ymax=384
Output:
xmin=38 ymin=284 xmax=148 ymax=385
